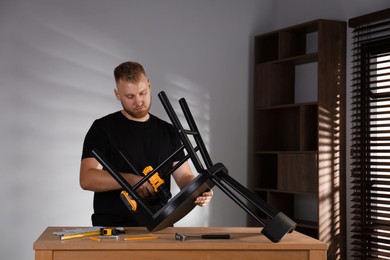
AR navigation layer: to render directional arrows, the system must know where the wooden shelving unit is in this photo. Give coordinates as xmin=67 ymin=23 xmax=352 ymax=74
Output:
xmin=251 ymin=20 xmax=346 ymax=259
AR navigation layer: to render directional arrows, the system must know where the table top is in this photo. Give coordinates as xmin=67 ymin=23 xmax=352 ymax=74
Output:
xmin=33 ymin=226 xmax=327 ymax=251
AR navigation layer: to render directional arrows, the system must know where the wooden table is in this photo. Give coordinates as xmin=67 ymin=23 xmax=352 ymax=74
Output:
xmin=33 ymin=226 xmax=327 ymax=260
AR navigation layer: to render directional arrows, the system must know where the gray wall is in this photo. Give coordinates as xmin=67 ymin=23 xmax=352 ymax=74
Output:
xmin=0 ymin=1 xmax=271 ymax=259
xmin=1 ymin=1 xmax=389 ymax=260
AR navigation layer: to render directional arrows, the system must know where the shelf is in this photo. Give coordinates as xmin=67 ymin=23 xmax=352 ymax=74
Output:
xmin=254 ymin=104 xmax=318 ymax=151
xmin=257 ymin=52 xmax=318 ymax=65
xmin=252 ymin=19 xmax=346 ymax=257
xmin=254 ymin=190 xmax=318 ymax=230
xmin=254 ymin=32 xmax=279 ymax=63
xmin=255 ymin=62 xmax=318 ymax=108
xmin=255 ymin=102 xmax=317 ymax=111
xmin=295 ymin=219 xmax=318 ymax=229
xmin=255 ymin=188 xmax=317 ymax=196
xmin=253 ymin=154 xmax=278 ymax=189
xmin=255 ymin=150 xmax=318 ymax=154
xmin=254 ymin=152 xmax=317 ymax=192
xmin=254 ymin=107 xmax=300 ymax=151
xmin=255 ymin=20 xmax=320 ymax=63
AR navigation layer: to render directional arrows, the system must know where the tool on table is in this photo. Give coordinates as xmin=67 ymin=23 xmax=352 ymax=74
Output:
xmin=63 ymin=227 xmax=124 ymax=240
xmin=88 ymin=228 xmax=124 ymax=241
xmin=175 ymin=233 xmax=230 ymax=241
xmin=89 ymin=236 xmax=119 ymax=241
xmin=123 ymin=236 xmax=158 ymax=241
xmin=100 ymin=227 xmax=125 ymax=236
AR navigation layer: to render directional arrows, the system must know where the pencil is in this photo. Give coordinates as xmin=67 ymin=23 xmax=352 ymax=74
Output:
xmin=123 ymin=236 xmax=158 ymax=241
xmin=60 ymin=231 xmax=101 ymax=240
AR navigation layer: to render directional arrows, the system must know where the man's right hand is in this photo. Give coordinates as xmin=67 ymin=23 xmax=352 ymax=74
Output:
xmin=80 ymin=157 xmax=155 ymax=198
xmin=125 ymin=174 xmax=156 ymax=199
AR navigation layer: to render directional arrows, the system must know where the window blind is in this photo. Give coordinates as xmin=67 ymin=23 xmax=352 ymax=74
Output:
xmin=349 ymin=8 xmax=390 ymax=259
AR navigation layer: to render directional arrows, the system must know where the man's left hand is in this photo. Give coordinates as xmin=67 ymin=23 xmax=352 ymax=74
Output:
xmin=195 ymin=190 xmax=213 ymax=207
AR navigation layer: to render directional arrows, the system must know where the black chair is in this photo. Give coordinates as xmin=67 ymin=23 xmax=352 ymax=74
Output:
xmin=92 ymin=91 xmax=296 ymax=242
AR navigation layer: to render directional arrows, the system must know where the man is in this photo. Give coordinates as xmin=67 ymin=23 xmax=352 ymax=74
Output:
xmin=80 ymin=61 xmax=213 ymax=227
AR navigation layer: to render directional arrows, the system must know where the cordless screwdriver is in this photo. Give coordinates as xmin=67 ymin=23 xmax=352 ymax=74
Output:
xmin=119 ymin=165 xmax=172 ymax=212
xmin=142 ymin=165 xmax=172 ymax=204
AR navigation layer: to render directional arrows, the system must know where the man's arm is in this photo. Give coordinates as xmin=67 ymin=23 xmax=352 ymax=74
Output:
xmin=79 ymin=157 xmax=155 ymax=198
xmin=172 ymin=161 xmax=213 ymax=207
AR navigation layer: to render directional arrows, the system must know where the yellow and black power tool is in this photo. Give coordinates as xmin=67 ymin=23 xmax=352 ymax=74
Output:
xmin=120 ymin=190 xmax=138 ymax=212
xmin=120 ymin=165 xmax=172 ymax=212
xmin=142 ymin=165 xmax=172 ymax=204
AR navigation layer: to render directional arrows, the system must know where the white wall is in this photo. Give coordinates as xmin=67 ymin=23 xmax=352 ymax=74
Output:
xmin=0 ymin=1 xmax=272 ymax=259
xmin=271 ymin=0 xmax=386 ymax=29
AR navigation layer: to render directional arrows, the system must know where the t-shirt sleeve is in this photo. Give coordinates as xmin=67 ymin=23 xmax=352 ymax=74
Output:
xmin=81 ymin=120 xmax=109 ymax=160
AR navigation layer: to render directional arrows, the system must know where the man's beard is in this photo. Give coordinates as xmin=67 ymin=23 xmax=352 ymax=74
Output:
xmin=123 ymin=102 xmax=151 ymax=119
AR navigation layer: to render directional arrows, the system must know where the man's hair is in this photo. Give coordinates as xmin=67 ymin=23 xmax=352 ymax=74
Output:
xmin=114 ymin=61 xmax=147 ymax=84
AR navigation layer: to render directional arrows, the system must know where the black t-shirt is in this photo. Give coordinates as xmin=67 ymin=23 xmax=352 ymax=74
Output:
xmin=81 ymin=111 xmax=184 ymax=226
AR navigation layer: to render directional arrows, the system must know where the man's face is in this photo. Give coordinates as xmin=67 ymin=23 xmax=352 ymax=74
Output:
xmin=114 ymin=74 xmax=151 ymax=121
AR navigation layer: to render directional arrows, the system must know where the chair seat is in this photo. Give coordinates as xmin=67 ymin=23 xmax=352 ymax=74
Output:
xmin=147 ymin=173 xmax=214 ymax=232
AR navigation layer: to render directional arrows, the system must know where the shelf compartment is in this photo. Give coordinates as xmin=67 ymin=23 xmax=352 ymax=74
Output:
xmin=259 ymin=53 xmax=318 ymax=66
xmin=295 ymin=62 xmax=318 ymax=104
xmin=279 ymin=23 xmax=319 ymax=59
xmin=253 ymin=190 xmax=269 ymax=219
xmin=301 ymin=104 xmax=318 ymax=151
xmin=253 ymin=153 xmax=277 ymax=189
xmin=254 ymin=106 xmax=300 ymax=151
xmin=268 ymin=192 xmax=295 ymax=218
xmin=295 ymin=226 xmax=319 ymax=239
xmin=255 ymin=20 xmax=319 ymax=63
xmin=262 ymin=191 xmax=319 ymax=232
xmin=254 ymin=33 xmax=279 ymax=63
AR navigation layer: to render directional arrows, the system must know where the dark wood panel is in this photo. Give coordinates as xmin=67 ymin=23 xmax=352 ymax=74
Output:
xmin=254 ymin=63 xmax=294 ymax=107
xmin=278 ymin=153 xmax=317 ymax=193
